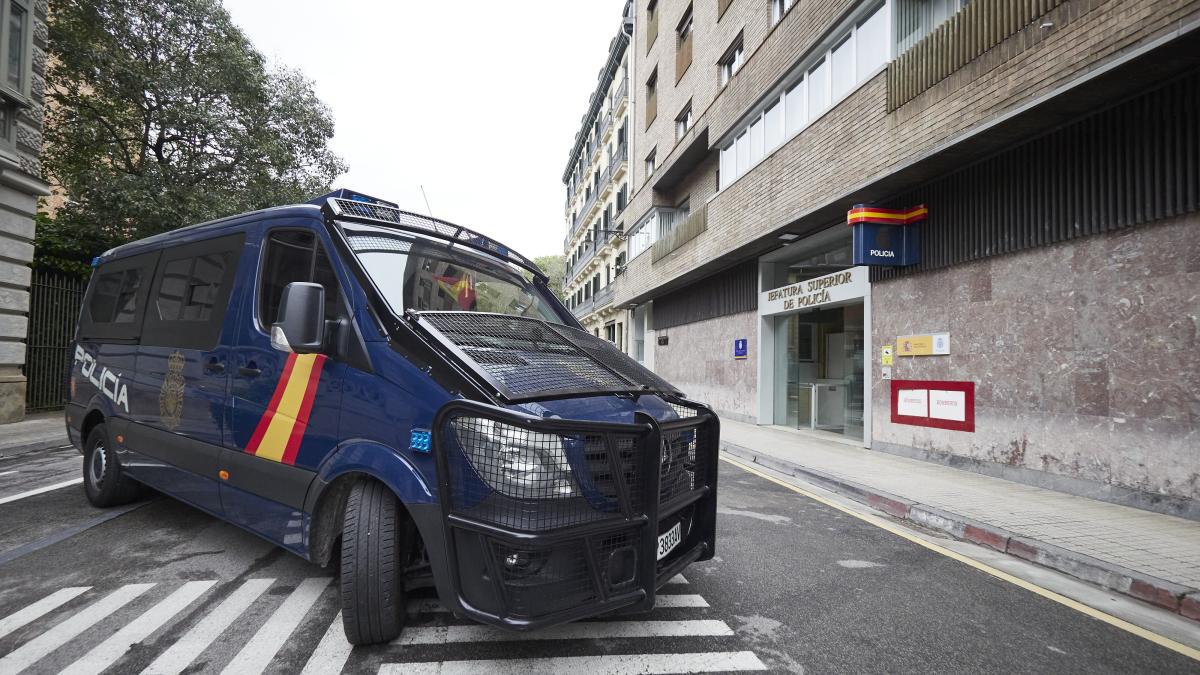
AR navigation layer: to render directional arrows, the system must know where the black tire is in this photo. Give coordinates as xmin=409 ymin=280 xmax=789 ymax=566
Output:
xmin=83 ymin=423 xmax=141 ymax=507
xmin=340 ymin=479 xmax=405 ymax=645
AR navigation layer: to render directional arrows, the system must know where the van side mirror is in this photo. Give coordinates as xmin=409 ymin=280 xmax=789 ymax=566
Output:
xmin=271 ymin=282 xmax=325 ymax=353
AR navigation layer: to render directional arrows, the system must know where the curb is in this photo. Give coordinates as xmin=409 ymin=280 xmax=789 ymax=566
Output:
xmin=720 ymin=441 xmax=1200 ymax=622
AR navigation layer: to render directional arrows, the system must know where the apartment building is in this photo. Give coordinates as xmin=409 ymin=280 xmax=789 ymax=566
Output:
xmin=561 ymin=5 xmax=636 ymax=348
xmin=597 ymin=0 xmax=1200 ymax=518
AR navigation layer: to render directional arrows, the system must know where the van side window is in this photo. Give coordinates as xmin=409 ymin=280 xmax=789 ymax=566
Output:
xmin=141 ymin=233 xmax=245 ymax=350
xmin=79 ymin=251 xmax=159 ymax=341
xmin=259 ymin=230 xmax=342 ymax=328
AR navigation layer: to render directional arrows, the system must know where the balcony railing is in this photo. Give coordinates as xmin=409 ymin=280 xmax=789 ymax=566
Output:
xmin=651 ymin=203 xmax=707 ymax=262
xmin=593 ymin=283 xmax=614 ymax=310
xmin=567 ymin=240 xmax=596 ymax=281
xmin=888 ymin=0 xmax=1066 ymax=111
xmin=571 ymin=295 xmax=595 ymax=319
xmin=611 ymin=77 xmax=628 ymax=112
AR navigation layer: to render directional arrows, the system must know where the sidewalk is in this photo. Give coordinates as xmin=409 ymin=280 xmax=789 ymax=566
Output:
xmin=719 ymin=418 xmax=1200 ymax=622
xmin=0 ymin=412 xmax=70 ymax=458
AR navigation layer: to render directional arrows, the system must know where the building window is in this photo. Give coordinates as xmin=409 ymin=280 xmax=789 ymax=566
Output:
xmin=646 ymin=0 xmax=659 ymax=52
xmin=675 ymin=101 xmax=693 ymax=141
xmin=645 ymin=68 xmax=658 ymax=128
xmin=895 ymin=0 xmax=967 ymax=55
xmin=675 ymin=4 xmax=693 ymax=82
xmin=718 ymin=0 xmax=890 ymax=192
xmin=719 ymin=35 xmax=744 ymax=86
xmin=771 ymin=0 xmax=794 ymax=25
xmin=645 ymin=147 xmax=656 ymax=176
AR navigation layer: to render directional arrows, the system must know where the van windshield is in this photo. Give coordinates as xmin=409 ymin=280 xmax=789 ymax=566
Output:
xmin=347 ymin=231 xmax=565 ymax=324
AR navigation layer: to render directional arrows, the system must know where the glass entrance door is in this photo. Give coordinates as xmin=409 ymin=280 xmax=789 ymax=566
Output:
xmin=773 ymin=303 xmax=864 ymax=440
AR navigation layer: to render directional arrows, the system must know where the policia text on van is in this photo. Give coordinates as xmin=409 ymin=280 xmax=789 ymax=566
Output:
xmin=66 ymin=190 xmax=719 ymax=645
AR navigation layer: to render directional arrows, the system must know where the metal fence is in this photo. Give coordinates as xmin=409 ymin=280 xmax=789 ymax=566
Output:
xmin=24 ymin=270 xmax=85 ymax=412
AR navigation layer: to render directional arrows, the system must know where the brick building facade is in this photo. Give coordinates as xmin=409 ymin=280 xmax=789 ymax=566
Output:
xmin=0 ymin=0 xmax=51 ymax=422
xmin=561 ymin=0 xmax=1200 ymax=519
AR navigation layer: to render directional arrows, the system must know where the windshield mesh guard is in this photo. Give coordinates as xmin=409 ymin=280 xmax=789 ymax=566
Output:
xmin=324 ymin=198 xmax=546 ymax=279
xmin=413 ymin=311 xmax=683 ymax=402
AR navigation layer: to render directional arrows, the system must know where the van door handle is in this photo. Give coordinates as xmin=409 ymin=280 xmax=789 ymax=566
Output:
xmin=204 ymin=360 xmax=225 ymax=374
xmin=238 ymin=366 xmax=262 ymax=377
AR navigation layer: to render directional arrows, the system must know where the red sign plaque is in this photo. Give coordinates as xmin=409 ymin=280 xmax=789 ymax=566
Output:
xmin=890 ymin=379 xmax=975 ymax=432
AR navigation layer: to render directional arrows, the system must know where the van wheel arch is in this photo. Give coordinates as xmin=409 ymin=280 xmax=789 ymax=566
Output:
xmin=309 ymin=473 xmax=424 ymax=571
xmin=81 ymin=409 xmax=106 ymax=449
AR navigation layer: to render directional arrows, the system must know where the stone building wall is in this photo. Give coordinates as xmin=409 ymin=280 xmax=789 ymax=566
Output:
xmin=870 ymin=213 xmax=1200 ymax=516
xmin=0 ymin=0 xmax=51 ymax=422
xmin=653 ymin=309 xmax=758 ymax=422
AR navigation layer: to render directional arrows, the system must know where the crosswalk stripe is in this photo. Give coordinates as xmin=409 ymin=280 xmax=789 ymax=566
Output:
xmin=61 ymin=581 xmax=217 ymax=675
xmin=141 ymin=577 xmax=275 ymax=675
xmin=402 ymin=619 xmax=733 ymax=645
xmin=380 ymin=650 xmax=769 ymax=674
xmin=666 ymin=574 xmax=689 ymax=585
xmin=299 ymin=611 xmax=353 ymax=675
xmin=0 ymin=587 xmax=91 ymax=641
xmin=405 ymin=594 xmax=710 ymax=614
xmin=0 ymin=478 xmax=83 ymax=505
xmin=220 ymin=576 xmax=331 ymax=675
xmin=0 ymin=583 xmax=154 ymax=674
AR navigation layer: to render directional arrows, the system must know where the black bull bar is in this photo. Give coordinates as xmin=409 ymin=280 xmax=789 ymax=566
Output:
xmin=430 ymin=398 xmax=720 ymax=630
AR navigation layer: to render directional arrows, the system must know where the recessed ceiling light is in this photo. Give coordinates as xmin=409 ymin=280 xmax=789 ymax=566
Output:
xmin=778 ymin=233 xmax=800 ymax=241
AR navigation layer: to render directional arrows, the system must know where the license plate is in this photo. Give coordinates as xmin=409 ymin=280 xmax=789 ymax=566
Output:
xmin=656 ymin=522 xmax=682 ymax=561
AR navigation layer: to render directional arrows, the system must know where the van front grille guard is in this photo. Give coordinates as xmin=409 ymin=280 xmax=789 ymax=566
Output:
xmin=431 ymin=398 xmax=719 ymax=630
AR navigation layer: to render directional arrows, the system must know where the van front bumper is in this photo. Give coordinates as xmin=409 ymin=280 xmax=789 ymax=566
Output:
xmin=431 ymin=399 xmax=719 ymax=631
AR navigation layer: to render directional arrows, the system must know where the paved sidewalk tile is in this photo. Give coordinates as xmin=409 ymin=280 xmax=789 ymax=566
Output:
xmin=721 ymin=418 xmax=1200 ymax=590
xmin=0 ymin=413 xmax=69 ymax=457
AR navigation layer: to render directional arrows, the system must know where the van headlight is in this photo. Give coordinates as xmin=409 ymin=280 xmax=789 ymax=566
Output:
xmin=450 ymin=418 xmax=579 ymax=500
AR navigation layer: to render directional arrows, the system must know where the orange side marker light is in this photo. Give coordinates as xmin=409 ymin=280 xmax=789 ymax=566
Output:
xmin=218 ymin=470 xmax=230 ymax=481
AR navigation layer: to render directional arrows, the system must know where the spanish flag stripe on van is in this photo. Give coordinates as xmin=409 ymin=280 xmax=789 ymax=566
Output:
xmin=244 ymin=353 xmax=327 ymax=464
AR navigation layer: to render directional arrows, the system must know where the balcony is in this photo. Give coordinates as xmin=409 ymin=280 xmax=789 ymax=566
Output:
xmin=611 ymin=77 xmax=628 ymax=116
xmin=567 ymin=240 xmax=596 ymax=281
xmin=651 ymin=203 xmax=707 ymax=263
xmin=888 ymin=0 xmax=1066 ymax=111
xmin=571 ymin=295 xmax=595 ymax=320
xmin=609 ymin=141 xmax=628 ymax=184
xmin=593 ymin=283 xmax=614 ymax=310
xmin=598 ymin=110 xmax=612 ymax=143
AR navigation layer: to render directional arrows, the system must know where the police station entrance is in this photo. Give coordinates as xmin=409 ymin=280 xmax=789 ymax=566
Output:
xmin=756 ymin=228 xmax=871 ymax=446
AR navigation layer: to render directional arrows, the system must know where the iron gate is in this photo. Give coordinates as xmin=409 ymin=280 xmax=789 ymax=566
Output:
xmin=24 ymin=270 xmax=85 ymax=412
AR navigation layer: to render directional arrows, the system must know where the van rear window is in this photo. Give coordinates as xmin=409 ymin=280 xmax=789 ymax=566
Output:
xmin=141 ymin=233 xmax=245 ymax=350
xmin=80 ymin=251 xmax=159 ymax=341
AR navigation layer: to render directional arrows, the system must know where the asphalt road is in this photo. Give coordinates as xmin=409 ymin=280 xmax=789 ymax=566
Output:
xmin=0 ymin=447 xmax=1196 ymax=674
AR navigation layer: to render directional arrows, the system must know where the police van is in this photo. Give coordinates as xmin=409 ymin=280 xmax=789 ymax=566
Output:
xmin=65 ymin=190 xmax=719 ymax=645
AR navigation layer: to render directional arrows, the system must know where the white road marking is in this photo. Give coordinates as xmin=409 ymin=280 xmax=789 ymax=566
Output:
xmin=0 ymin=478 xmax=83 ymax=505
xmin=0 ymin=470 xmax=17 ymax=476
xmin=220 ymin=577 xmax=331 ymax=675
xmin=0 ymin=583 xmax=154 ymax=675
xmin=141 ymin=578 xmax=274 ymax=675
xmin=406 ymin=593 xmax=709 ymax=614
xmin=60 ymin=581 xmax=216 ymax=675
xmin=0 ymin=587 xmax=91 ymax=641
xmin=666 ymin=574 xmax=689 ymax=585
xmin=402 ymin=619 xmax=734 ymax=645
xmin=380 ymin=651 xmax=769 ymax=674
xmin=299 ymin=611 xmax=353 ymax=675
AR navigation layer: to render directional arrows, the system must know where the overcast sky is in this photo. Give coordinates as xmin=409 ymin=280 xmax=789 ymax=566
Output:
xmin=221 ymin=0 xmax=626 ymax=259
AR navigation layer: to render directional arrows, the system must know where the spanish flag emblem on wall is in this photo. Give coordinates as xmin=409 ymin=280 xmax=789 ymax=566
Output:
xmin=846 ymin=204 xmax=928 ymax=226
xmin=244 ymin=353 xmax=327 ymax=465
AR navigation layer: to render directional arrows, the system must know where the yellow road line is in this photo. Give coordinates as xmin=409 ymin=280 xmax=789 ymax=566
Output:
xmin=719 ymin=454 xmax=1200 ymax=662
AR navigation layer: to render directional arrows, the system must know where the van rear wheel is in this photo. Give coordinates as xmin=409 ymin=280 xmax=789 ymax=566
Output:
xmin=83 ymin=423 xmax=141 ymax=507
xmin=340 ymin=479 xmax=405 ymax=645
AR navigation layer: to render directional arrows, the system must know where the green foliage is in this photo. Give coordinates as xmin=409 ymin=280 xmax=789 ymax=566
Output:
xmin=534 ymin=254 xmax=566 ymax=301
xmin=38 ymin=0 xmax=347 ymax=277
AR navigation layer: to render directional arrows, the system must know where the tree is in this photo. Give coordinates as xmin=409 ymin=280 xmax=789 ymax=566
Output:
xmin=38 ymin=0 xmax=347 ymax=277
xmin=535 ymin=254 xmax=566 ymax=301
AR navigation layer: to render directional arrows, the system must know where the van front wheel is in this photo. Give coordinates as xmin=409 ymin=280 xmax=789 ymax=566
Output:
xmin=340 ymin=479 xmax=405 ymax=645
xmin=83 ymin=423 xmax=141 ymax=507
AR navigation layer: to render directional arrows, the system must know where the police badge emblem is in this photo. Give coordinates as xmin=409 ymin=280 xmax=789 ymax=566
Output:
xmin=159 ymin=351 xmax=186 ymax=430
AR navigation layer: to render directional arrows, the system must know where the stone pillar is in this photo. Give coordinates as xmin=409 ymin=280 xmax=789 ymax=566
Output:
xmin=0 ymin=0 xmax=51 ymax=423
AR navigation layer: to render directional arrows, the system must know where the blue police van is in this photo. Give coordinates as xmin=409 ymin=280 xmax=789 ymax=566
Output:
xmin=65 ymin=190 xmax=719 ymax=645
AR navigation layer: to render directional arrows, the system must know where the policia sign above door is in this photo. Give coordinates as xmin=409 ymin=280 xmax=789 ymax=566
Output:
xmin=760 ymin=267 xmax=868 ymax=317
xmin=848 ymin=204 xmax=926 ymax=266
